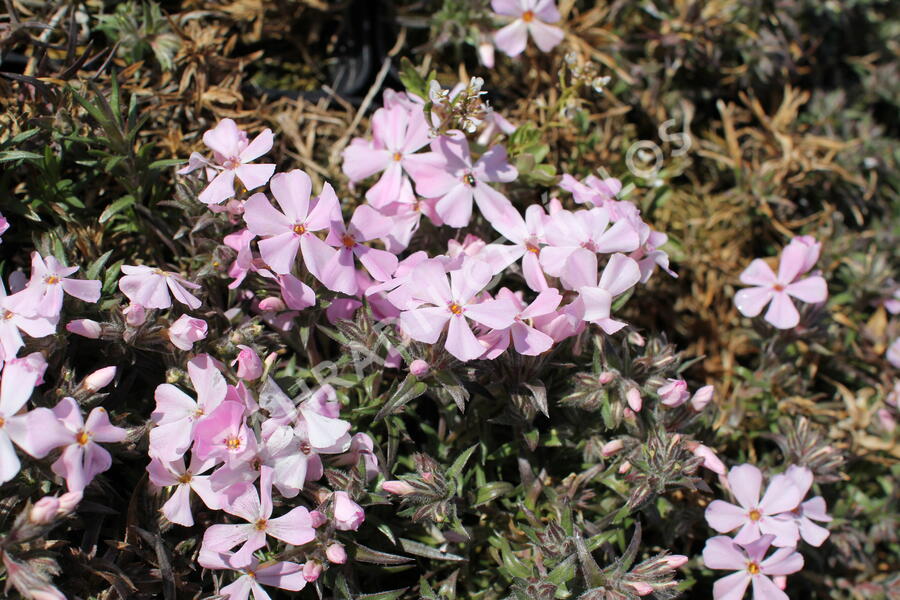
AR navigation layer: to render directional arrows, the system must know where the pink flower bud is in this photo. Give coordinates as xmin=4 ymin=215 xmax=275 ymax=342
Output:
xmin=83 ymin=366 xmax=116 ymax=392
xmin=409 ymin=359 xmax=430 ymax=377
xmin=774 ymin=575 xmax=787 ymax=590
xmin=232 ymin=345 xmax=263 ymax=380
xmin=626 ymin=387 xmax=642 ymax=412
xmin=326 ymin=542 xmax=348 ymax=564
xmin=167 ymin=315 xmax=207 ymax=351
xmin=309 ymin=510 xmax=327 ymax=528
xmin=690 ymin=385 xmax=714 ymax=411
xmin=123 ymin=303 xmax=147 ymax=326
xmin=30 ymin=588 xmax=66 ymax=600
xmin=618 ymin=460 xmax=632 ymax=474
xmin=876 ymin=408 xmax=896 ymax=431
xmin=598 ymin=371 xmax=615 ymax=384
xmin=29 ymin=496 xmax=61 ymax=524
xmin=601 ymin=439 xmax=624 ymax=457
xmin=332 ymin=491 xmax=365 ymax=531
xmin=787 ymin=235 xmax=821 ymax=274
xmin=258 ymin=297 xmax=286 ymax=312
xmin=664 ymin=555 xmax=689 ymax=569
xmin=477 ymin=40 xmax=495 ymax=69
xmin=66 ymin=319 xmax=102 ymax=339
xmin=658 ymin=378 xmax=689 ymax=407
xmin=381 ymin=480 xmax=416 ymax=496
xmin=627 ymin=581 xmax=654 ymax=596
xmin=58 ymin=491 xmax=82 ymax=512
xmin=302 ymin=560 xmax=323 ymax=582
xmin=686 ymin=441 xmax=726 ymax=475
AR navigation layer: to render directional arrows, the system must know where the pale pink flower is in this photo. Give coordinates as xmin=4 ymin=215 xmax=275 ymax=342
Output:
xmin=198 ymin=549 xmax=307 ymax=599
xmin=0 ymin=354 xmax=65 ymax=484
xmin=0 ymin=279 xmax=56 ymax=361
xmin=179 ymin=118 xmax=275 ymax=205
xmin=408 ymin=131 xmax=518 ymax=228
xmin=341 ymin=103 xmax=433 ymax=208
xmin=319 ymin=204 xmax=399 ymax=294
xmin=888 ymin=338 xmax=900 ymax=369
xmin=559 ymin=173 xmax=622 ymax=207
xmin=332 ymin=490 xmax=365 ymax=531
xmin=330 ymin=432 xmax=380 ymax=482
xmin=119 ymin=265 xmax=202 ymax=310
xmin=702 ymin=535 xmax=803 ymax=600
xmin=562 ymin=251 xmax=642 ymax=333
xmin=83 ymin=366 xmax=116 ymax=392
xmin=540 ymin=207 xmax=641 ymax=281
xmin=492 ymin=0 xmax=564 ymax=56
xmin=397 ymin=258 xmax=516 ymax=362
xmin=50 ymin=397 xmax=127 ymax=492
xmin=192 ymin=400 xmax=257 ymax=465
xmin=779 ymin=465 xmax=831 ymax=547
xmin=149 ymin=354 xmax=227 ymax=461
xmin=5 ymin=252 xmax=101 ymax=318
xmin=168 ymin=315 xmax=207 ymax=351
xmin=242 ymin=169 xmax=338 ymax=276
xmin=691 ymin=385 xmax=715 ymax=411
xmin=488 ymin=204 xmax=552 ymax=291
xmin=705 ymin=464 xmax=803 ymax=547
xmin=735 ymin=242 xmax=827 ymax=329
xmin=786 ymin=235 xmax=821 ymax=274
xmin=147 ymin=454 xmax=222 ymax=526
xmin=480 ymin=287 xmax=561 ymax=358
xmin=201 ymin=466 xmax=316 ymax=567
xmin=123 ymin=302 xmax=147 ymax=326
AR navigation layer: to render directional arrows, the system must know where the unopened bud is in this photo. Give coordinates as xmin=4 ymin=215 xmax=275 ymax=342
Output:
xmin=627 ymin=581 xmax=654 ymax=596
xmin=66 ymin=319 xmax=102 ymax=339
xmin=600 ymin=439 xmax=624 ymax=457
xmin=598 ymin=371 xmax=615 ymax=384
xmin=326 ymin=542 xmax=348 ymax=564
xmin=58 ymin=491 xmax=82 ymax=513
xmin=258 ymin=297 xmax=286 ymax=312
xmin=409 ymin=359 xmax=430 ymax=377
xmin=626 ymin=387 xmax=642 ymax=412
xmin=664 ymin=555 xmax=689 ymax=569
xmin=302 ymin=560 xmax=322 ymax=582
xmin=658 ymin=378 xmax=689 ymax=407
xmin=232 ymin=345 xmax=263 ymax=381
xmin=123 ymin=303 xmax=147 ymax=326
xmin=83 ymin=366 xmax=116 ymax=392
xmin=29 ymin=496 xmax=61 ymax=524
xmin=381 ymin=480 xmax=416 ymax=496
xmin=691 ymin=385 xmax=714 ymax=411
xmin=618 ymin=460 xmax=632 ymax=474
xmin=309 ymin=510 xmax=327 ymax=528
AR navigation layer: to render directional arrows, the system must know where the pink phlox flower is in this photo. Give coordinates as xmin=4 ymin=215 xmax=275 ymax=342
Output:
xmin=370 ymin=251 xmax=431 ymax=310
xmin=50 ymin=397 xmax=127 ymax=492
xmin=492 ymin=0 xmax=564 ymax=57
xmin=332 ymin=490 xmax=365 ymax=531
xmin=0 ymin=354 xmax=65 ymax=484
xmin=168 ymin=314 xmax=208 ymax=351
xmin=702 ymin=534 xmax=803 ymax=600
xmin=531 ymin=298 xmax=585 ymax=342
xmin=376 ymin=195 xmax=442 ymax=253
xmin=320 ymin=204 xmax=399 ymax=294
xmin=0 ymin=278 xmax=56 ymax=361
xmin=705 ymin=464 xmax=804 ymax=547
xmin=658 ymin=378 xmax=690 ymax=407
xmin=786 ymin=235 xmax=821 ymax=274
xmin=559 ymin=173 xmax=622 ymax=207
xmin=488 ymin=203 xmax=551 ymax=291
xmin=884 ymin=287 xmax=900 ymax=315
xmin=179 ymin=119 xmax=275 ymax=205
xmin=398 ymin=258 xmax=517 ymax=361
xmin=735 ymin=241 xmax=827 ymax=329
xmin=777 ymin=465 xmax=831 ymax=547
xmin=193 ymin=400 xmax=258 ymax=468
xmin=480 ymin=287 xmax=561 ymax=358
xmin=119 ymin=265 xmax=202 ymax=310
xmin=408 ymin=131 xmax=518 ymax=228
xmin=540 ymin=207 xmax=641 ymax=279
xmin=342 ymin=103 xmax=432 ymax=209
xmin=222 ymin=229 xmax=264 ymax=289
xmin=562 ymin=251 xmax=642 ymax=334
xmin=150 ymin=354 xmax=227 ymax=461
xmin=631 ymin=229 xmax=677 ymax=283
xmin=147 ymin=453 xmax=222 ymax=526
xmin=198 ymin=548 xmax=307 ymax=599
xmin=200 ymin=466 xmax=316 ymax=567
xmin=5 ymin=252 xmax=101 ymax=318
xmin=476 ymin=110 xmax=517 ymax=146
xmin=242 ymin=169 xmax=338 ymax=277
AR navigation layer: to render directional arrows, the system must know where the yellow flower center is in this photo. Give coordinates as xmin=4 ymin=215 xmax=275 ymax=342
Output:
xmin=747 ymin=562 xmax=760 ymax=575
xmin=293 ymin=223 xmax=307 ymax=235
xmin=0 ymin=416 xmax=5 ymax=428
xmin=341 ymin=234 xmax=356 ymax=248
xmin=76 ymin=431 xmax=90 ymax=446
xmin=392 ymin=152 xmax=403 ymax=161
xmin=254 ymin=519 xmax=268 ymax=531
xmin=748 ymin=509 xmax=761 ymax=522
xmin=522 ymin=10 xmax=535 ymax=22
xmin=224 ymin=436 xmax=242 ymax=451
xmin=177 ymin=472 xmax=193 ymax=484
xmin=2 ymin=311 xmax=13 ymax=320
xmin=448 ymin=302 xmax=464 ymax=315
xmin=45 ymin=275 xmax=60 ymax=285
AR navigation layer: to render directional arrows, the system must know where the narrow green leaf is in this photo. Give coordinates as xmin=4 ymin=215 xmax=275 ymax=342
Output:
xmin=399 ymin=539 xmax=465 ymax=562
xmin=99 ymin=196 xmax=136 ymax=223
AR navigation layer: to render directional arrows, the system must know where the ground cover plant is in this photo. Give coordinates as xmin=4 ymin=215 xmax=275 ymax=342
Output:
xmin=0 ymin=0 xmax=898 ymax=599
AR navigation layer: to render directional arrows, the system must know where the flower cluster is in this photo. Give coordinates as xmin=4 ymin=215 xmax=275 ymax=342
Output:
xmin=702 ymin=464 xmax=832 ymax=599
xmin=146 ymin=357 xmax=372 ymax=597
